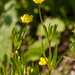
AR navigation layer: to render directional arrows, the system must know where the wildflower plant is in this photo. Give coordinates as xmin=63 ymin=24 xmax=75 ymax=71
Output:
xmin=0 ymin=0 xmax=75 ymax=75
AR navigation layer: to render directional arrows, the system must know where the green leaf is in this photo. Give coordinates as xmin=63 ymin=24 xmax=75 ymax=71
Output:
xmin=48 ymin=53 xmax=52 ymax=67
xmin=41 ymin=40 xmax=46 ymax=58
xmin=48 ymin=24 xmax=53 ymax=39
xmin=14 ymin=52 xmax=19 ymax=63
xmin=63 ymin=56 xmax=75 ymax=61
xmin=11 ymin=28 xmax=16 ymax=42
xmin=34 ymin=64 xmax=39 ymax=75
xmin=23 ymin=38 xmax=49 ymax=62
xmin=53 ymin=24 xmax=57 ymax=35
xmin=43 ymin=25 xmax=48 ymax=38
xmin=14 ymin=35 xmax=22 ymax=50
xmin=36 ymin=18 xmax=65 ymax=36
xmin=55 ymin=43 xmax=75 ymax=68
xmin=70 ymin=44 xmax=75 ymax=55
xmin=70 ymin=35 xmax=75 ymax=43
xmin=51 ymin=32 xmax=60 ymax=47
xmin=16 ymin=40 xmax=22 ymax=49
xmin=1 ymin=63 xmax=6 ymax=75
xmin=52 ymin=43 xmax=57 ymax=68
xmin=9 ymin=57 xmax=17 ymax=75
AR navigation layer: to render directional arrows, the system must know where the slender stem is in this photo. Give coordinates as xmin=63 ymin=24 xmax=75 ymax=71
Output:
xmin=49 ymin=40 xmax=51 ymax=54
xmin=22 ymin=23 xmax=27 ymax=38
xmin=38 ymin=4 xmax=52 ymax=54
xmin=38 ymin=4 xmax=44 ymax=26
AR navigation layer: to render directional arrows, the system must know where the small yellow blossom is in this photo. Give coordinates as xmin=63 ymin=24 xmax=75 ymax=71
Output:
xmin=27 ymin=67 xmax=34 ymax=75
xmin=18 ymin=56 xmax=20 ymax=61
xmin=33 ymin=0 xmax=44 ymax=4
xmin=21 ymin=14 xmax=33 ymax=23
xmin=39 ymin=57 xmax=48 ymax=65
xmin=0 ymin=74 xmax=1 ymax=75
xmin=15 ymin=74 xmax=18 ymax=75
xmin=31 ymin=68 xmax=33 ymax=73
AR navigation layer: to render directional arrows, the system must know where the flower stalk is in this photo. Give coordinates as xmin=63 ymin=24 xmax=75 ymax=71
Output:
xmin=38 ymin=4 xmax=44 ymax=26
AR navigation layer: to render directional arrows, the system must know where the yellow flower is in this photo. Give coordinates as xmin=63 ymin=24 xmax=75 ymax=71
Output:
xmin=31 ymin=68 xmax=33 ymax=73
xmin=18 ymin=56 xmax=20 ymax=61
xmin=39 ymin=57 xmax=48 ymax=65
xmin=27 ymin=67 xmax=34 ymax=75
xmin=0 ymin=74 xmax=1 ymax=75
xmin=15 ymin=74 xmax=18 ymax=75
xmin=21 ymin=14 xmax=33 ymax=23
xmin=33 ymin=0 xmax=44 ymax=4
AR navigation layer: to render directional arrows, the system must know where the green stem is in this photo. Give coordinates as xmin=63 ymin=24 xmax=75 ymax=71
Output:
xmin=22 ymin=23 xmax=27 ymax=39
xmin=18 ymin=24 xmax=27 ymax=40
xmin=38 ymin=4 xmax=44 ymax=26
xmin=49 ymin=40 xmax=51 ymax=54
xmin=38 ymin=4 xmax=51 ymax=54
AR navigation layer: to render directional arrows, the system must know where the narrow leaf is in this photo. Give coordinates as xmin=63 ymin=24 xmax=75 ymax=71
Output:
xmin=53 ymin=24 xmax=57 ymax=35
xmin=48 ymin=53 xmax=52 ymax=67
xmin=55 ymin=42 xmax=75 ymax=68
xmin=52 ymin=43 xmax=57 ymax=68
xmin=11 ymin=28 xmax=16 ymax=42
xmin=43 ymin=25 xmax=48 ymax=38
xmin=48 ymin=24 xmax=53 ymax=40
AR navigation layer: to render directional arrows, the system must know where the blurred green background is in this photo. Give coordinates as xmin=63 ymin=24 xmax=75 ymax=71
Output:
xmin=0 ymin=0 xmax=75 ymax=68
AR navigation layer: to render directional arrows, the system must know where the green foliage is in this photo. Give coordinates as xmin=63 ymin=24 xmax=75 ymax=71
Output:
xmin=36 ymin=18 xmax=64 ymax=47
xmin=36 ymin=18 xmax=65 ymax=36
xmin=0 ymin=0 xmax=18 ymax=63
xmin=11 ymin=28 xmax=22 ymax=50
xmin=0 ymin=0 xmax=75 ymax=75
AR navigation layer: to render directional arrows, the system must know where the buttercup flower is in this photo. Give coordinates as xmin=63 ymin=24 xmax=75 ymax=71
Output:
xmin=15 ymin=74 xmax=18 ymax=75
xmin=21 ymin=14 xmax=33 ymax=23
xmin=33 ymin=0 xmax=44 ymax=4
xmin=18 ymin=56 xmax=20 ymax=61
xmin=31 ymin=68 xmax=33 ymax=73
xmin=39 ymin=57 xmax=48 ymax=65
